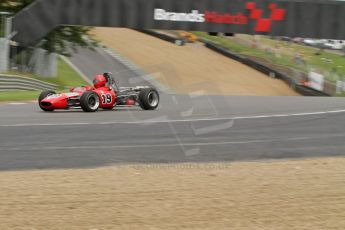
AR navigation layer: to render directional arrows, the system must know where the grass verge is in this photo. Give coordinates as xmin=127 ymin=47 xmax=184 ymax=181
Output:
xmin=194 ymin=32 xmax=345 ymax=83
xmin=0 ymin=57 xmax=87 ymax=102
xmin=6 ymin=57 xmax=88 ymax=89
xmin=0 ymin=91 xmax=40 ymax=102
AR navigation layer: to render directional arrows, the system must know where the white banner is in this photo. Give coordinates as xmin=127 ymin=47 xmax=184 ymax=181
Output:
xmin=336 ymin=80 xmax=345 ymax=93
xmin=308 ymin=71 xmax=324 ymax=91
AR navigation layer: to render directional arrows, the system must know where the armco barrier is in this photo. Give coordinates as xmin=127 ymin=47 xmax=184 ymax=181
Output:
xmin=295 ymin=85 xmax=330 ymax=96
xmin=136 ymin=30 xmax=185 ymax=46
xmin=0 ymin=74 xmax=58 ymax=91
xmin=204 ymin=41 xmax=330 ymax=97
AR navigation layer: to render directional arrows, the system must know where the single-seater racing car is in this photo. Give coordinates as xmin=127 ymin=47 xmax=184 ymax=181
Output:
xmin=38 ymin=73 xmax=159 ymax=112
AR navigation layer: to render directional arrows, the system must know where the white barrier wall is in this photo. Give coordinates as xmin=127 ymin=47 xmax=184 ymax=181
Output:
xmin=33 ymin=48 xmax=57 ymax=78
xmin=0 ymin=38 xmax=9 ymax=73
xmin=308 ymin=71 xmax=325 ymax=91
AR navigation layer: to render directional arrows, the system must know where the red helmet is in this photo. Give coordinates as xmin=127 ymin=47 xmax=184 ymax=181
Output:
xmin=93 ymin=75 xmax=107 ymax=88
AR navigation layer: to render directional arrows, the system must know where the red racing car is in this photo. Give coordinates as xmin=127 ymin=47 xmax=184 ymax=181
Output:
xmin=38 ymin=73 xmax=160 ymax=112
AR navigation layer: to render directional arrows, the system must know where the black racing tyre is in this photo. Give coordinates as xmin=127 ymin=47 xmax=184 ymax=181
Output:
xmin=80 ymin=91 xmax=100 ymax=112
xmin=138 ymin=88 xmax=160 ymax=110
xmin=38 ymin=90 xmax=56 ymax=112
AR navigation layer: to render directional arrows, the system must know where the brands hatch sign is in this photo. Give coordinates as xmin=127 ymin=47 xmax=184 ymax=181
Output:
xmin=12 ymin=0 xmax=345 ymax=46
xmin=154 ymin=2 xmax=286 ymax=33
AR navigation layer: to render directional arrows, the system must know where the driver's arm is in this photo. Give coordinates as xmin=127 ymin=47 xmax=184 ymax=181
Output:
xmin=103 ymin=72 xmax=118 ymax=92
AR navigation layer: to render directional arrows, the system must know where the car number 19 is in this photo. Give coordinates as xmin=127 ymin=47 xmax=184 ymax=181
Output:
xmin=101 ymin=94 xmax=113 ymax=104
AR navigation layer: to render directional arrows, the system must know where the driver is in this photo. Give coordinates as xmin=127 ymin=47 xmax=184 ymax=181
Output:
xmin=93 ymin=75 xmax=107 ymax=89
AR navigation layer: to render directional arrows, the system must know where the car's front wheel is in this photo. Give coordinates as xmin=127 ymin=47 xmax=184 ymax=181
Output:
xmin=38 ymin=90 xmax=56 ymax=112
xmin=80 ymin=91 xmax=100 ymax=112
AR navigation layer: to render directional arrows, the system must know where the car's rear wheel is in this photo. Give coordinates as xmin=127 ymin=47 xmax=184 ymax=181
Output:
xmin=138 ymin=88 xmax=159 ymax=110
xmin=80 ymin=91 xmax=100 ymax=112
xmin=38 ymin=90 xmax=56 ymax=112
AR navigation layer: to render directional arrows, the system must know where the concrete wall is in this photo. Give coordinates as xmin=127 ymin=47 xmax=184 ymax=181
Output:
xmin=33 ymin=48 xmax=57 ymax=77
xmin=0 ymin=38 xmax=9 ymax=73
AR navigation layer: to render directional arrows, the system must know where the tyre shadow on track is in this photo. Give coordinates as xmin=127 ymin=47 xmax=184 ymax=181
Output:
xmin=37 ymin=108 xmax=145 ymax=113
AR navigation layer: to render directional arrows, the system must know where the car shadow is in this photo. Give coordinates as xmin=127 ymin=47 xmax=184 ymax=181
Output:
xmin=38 ymin=107 xmax=144 ymax=113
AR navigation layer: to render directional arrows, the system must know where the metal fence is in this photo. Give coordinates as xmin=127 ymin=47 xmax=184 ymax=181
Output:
xmin=0 ymin=15 xmax=4 ymax=38
xmin=8 ymin=45 xmax=57 ymax=77
xmin=1 ymin=13 xmax=57 ymax=77
xmin=9 ymin=45 xmax=35 ymax=73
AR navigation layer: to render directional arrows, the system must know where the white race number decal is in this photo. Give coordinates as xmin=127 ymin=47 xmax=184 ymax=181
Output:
xmin=101 ymin=94 xmax=113 ymax=104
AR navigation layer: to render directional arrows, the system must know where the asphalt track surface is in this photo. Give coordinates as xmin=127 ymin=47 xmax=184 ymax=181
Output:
xmin=1 ymin=47 xmax=345 ymax=171
xmin=68 ymin=46 xmax=144 ymax=86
